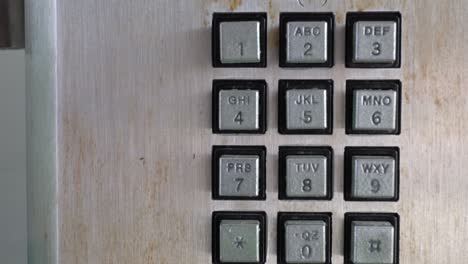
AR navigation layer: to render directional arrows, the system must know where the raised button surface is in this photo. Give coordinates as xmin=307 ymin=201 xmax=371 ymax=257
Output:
xmin=344 ymin=147 xmax=400 ymax=201
xmin=212 ymin=13 xmax=267 ymax=67
xmin=213 ymin=211 xmax=267 ymax=264
xmin=285 ymin=220 xmax=327 ymax=263
xmin=346 ymin=80 xmax=401 ymax=135
xmin=278 ymin=212 xmax=332 ymax=264
xmin=219 ymin=219 xmax=261 ymax=262
xmin=345 ymin=213 xmax=400 ymax=264
xmin=352 ymin=156 xmax=395 ymax=199
xmin=279 ymin=80 xmax=333 ymax=134
xmin=219 ymin=89 xmax=260 ymax=131
xmin=220 ymin=21 xmax=261 ymax=64
xmin=286 ymin=89 xmax=327 ymax=130
xmin=350 ymin=221 xmax=395 ymax=264
xmin=219 ymin=155 xmax=259 ymax=197
xmin=279 ymin=146 xmax=333 ymax=200
xmin=353 ymin=89 xmax=397 ymax=131
xmin=353 ymin=21 xmax=397 ymax=64
xmin=346 ymin=12 xmax=401 ymax=68
xmin=344 ymin=147 xmax=399 ymax=201
xmin=286 ymin=155 xmax=327 ymax=198
xmin=286 ymin=21 xmax=328 ymax=64
xmin=280 ymin=12 xmax=334 ymax=67
xmin=212 ymin=146 xmax=266 ymax=200
xmin=213 ymin=80 xmax=267 ymax=134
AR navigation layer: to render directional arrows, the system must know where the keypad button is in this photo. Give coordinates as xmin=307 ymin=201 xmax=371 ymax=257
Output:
xmin=280 ymin=13 xmax=334 ymax=67
xmin=213 ymin=211 xmax=267 ymax=264
xmin=279 ymin=146 xmax=333 ymax=200
xmin=278 ymin=80 xmax=333 ymax=135
xmin=346 ymin=80 xmax=401 ymax=135
xmin=219 ymin=155 xmax=259 ymax=197
xmin=220 ymin=21 xmax=261 ymax=64
xmin=212 ymin=146 xmax=266 ymax=200
xmin=353 ymin=21 xmax=397 ymax=64
xmin=213 ymin=80 xmax=267 ymax=134
xmin=345 ymin=213 xmax=400 ymax=264
xmin=278 ymin=212 xmax=332 ymax=264
xmin=346 ymin=12 xmax=401 ymax=68
xmin=219 ymin=90 xmax=260 ymax=130
xmin=212 ymin=13 xmax=267 ymax=67
xmin=344 ymin=147 xmax=399 ymax=202
xmin=220 ymin=220 xmax=261 ymax=262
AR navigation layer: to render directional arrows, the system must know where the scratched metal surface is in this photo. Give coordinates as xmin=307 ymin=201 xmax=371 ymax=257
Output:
xmin=27 ymin=0 xmax=468 ymax=263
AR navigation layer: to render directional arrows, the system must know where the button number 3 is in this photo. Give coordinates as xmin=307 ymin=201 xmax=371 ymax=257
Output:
xmin=372 ymin=42 xmax=381 ymax=56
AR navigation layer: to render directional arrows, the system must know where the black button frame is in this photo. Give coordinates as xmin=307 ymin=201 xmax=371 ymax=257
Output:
xmin=212 ymin=13 xmax=267 ymax=68
xmin=212 ymin=145 xmax=267 ymax=200
xmin=212 ymin=80 xmax=267 ymax=134
xmin=277 ymin=212 xmax=332 ymax=264
xmin=344 ymin=146 xmax=400 ymax=202
xmin=278 ymin=79 xmax=334 ymax=135
xmin=345 ymin=80 xmax=402 ymax=135
xmin=344 ymin=212 xmax=400 ymax=264
xmin=212 ymin=211 xmax=268 ymax=264
xmin=279 ymin=146 xmax=334 ymax=200
xmin=345 ymin=11 xmax=402 ymax=68
xmin=279 ymin=12 xmax=335 ymax=68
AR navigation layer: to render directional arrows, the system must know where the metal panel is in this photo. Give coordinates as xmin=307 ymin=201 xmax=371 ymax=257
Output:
xmin=26 ymin=0 xmax=468 ymax=263
xmin=25 ymin=0 xmax=57 ymax=263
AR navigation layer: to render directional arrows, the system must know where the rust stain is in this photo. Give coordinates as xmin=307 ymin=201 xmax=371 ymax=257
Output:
xmin=144 ymin=160 xmax=169 ymax=204
xmin=351 ymin=0 xmax=378 ymax=11
xmin=434 ymin=96 xmax=442 ymax=108
xmin=62 ymin=111 xmax=98 ymax=262
xmin=336 ymin=12 xmax=345 ymax=24
xmin=404 ymin=72 xmax=416 ymax=82
xmin=268 ymin=0 xmax=277 ymax=21
xmin=143 ymin=241 xmax=158 ymax=263
xmin=229 ymin=0 xmax=243 ymax=11
xmin=404 ymin=92 xmax=410 ymax=104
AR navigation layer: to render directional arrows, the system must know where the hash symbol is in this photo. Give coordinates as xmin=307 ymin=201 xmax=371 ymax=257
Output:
xmin=369 ymin=239 xmax=382 ymax=253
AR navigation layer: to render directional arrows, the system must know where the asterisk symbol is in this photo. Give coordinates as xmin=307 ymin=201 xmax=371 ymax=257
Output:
xmin=233 ymin=236 xmax=245 ymax=249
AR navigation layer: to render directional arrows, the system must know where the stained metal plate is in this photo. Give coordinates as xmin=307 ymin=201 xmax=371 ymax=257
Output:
xmin=26 ymin=0 xmax=468 ymax=263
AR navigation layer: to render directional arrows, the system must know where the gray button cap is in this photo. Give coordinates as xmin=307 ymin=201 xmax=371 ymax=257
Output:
xmin=220 ymin=219 xmax=260 ymax=262
xmin=353 ymin=21 xmax=397 ymax=64
xmin=219 ymin=155 xmax=259 ymax=197
xmin=286 ymin=155 xmax=327 ymax=198
xmin=219 ymin=89 xmax=259 ymax=131
xmin=285 ymin=220 xmax=327 ymax=263
xmin=286 ymin=21 xmax=328 ymax=63
xmin=351 ymin=156 xmax=395 ymax=199
xmin=351 ymin=221 xmax=395 ymax=264
xmin=353 ymin=89 xmax=397 ymax=131
xmin=220 ymin=21 xmax=261 ymax=64
xmin=286 ymin=88 xmax=328 ymax=130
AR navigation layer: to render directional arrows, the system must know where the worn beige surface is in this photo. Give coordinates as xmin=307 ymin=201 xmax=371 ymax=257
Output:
xmin=52 ymin=0 xmax=468 ymax=263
